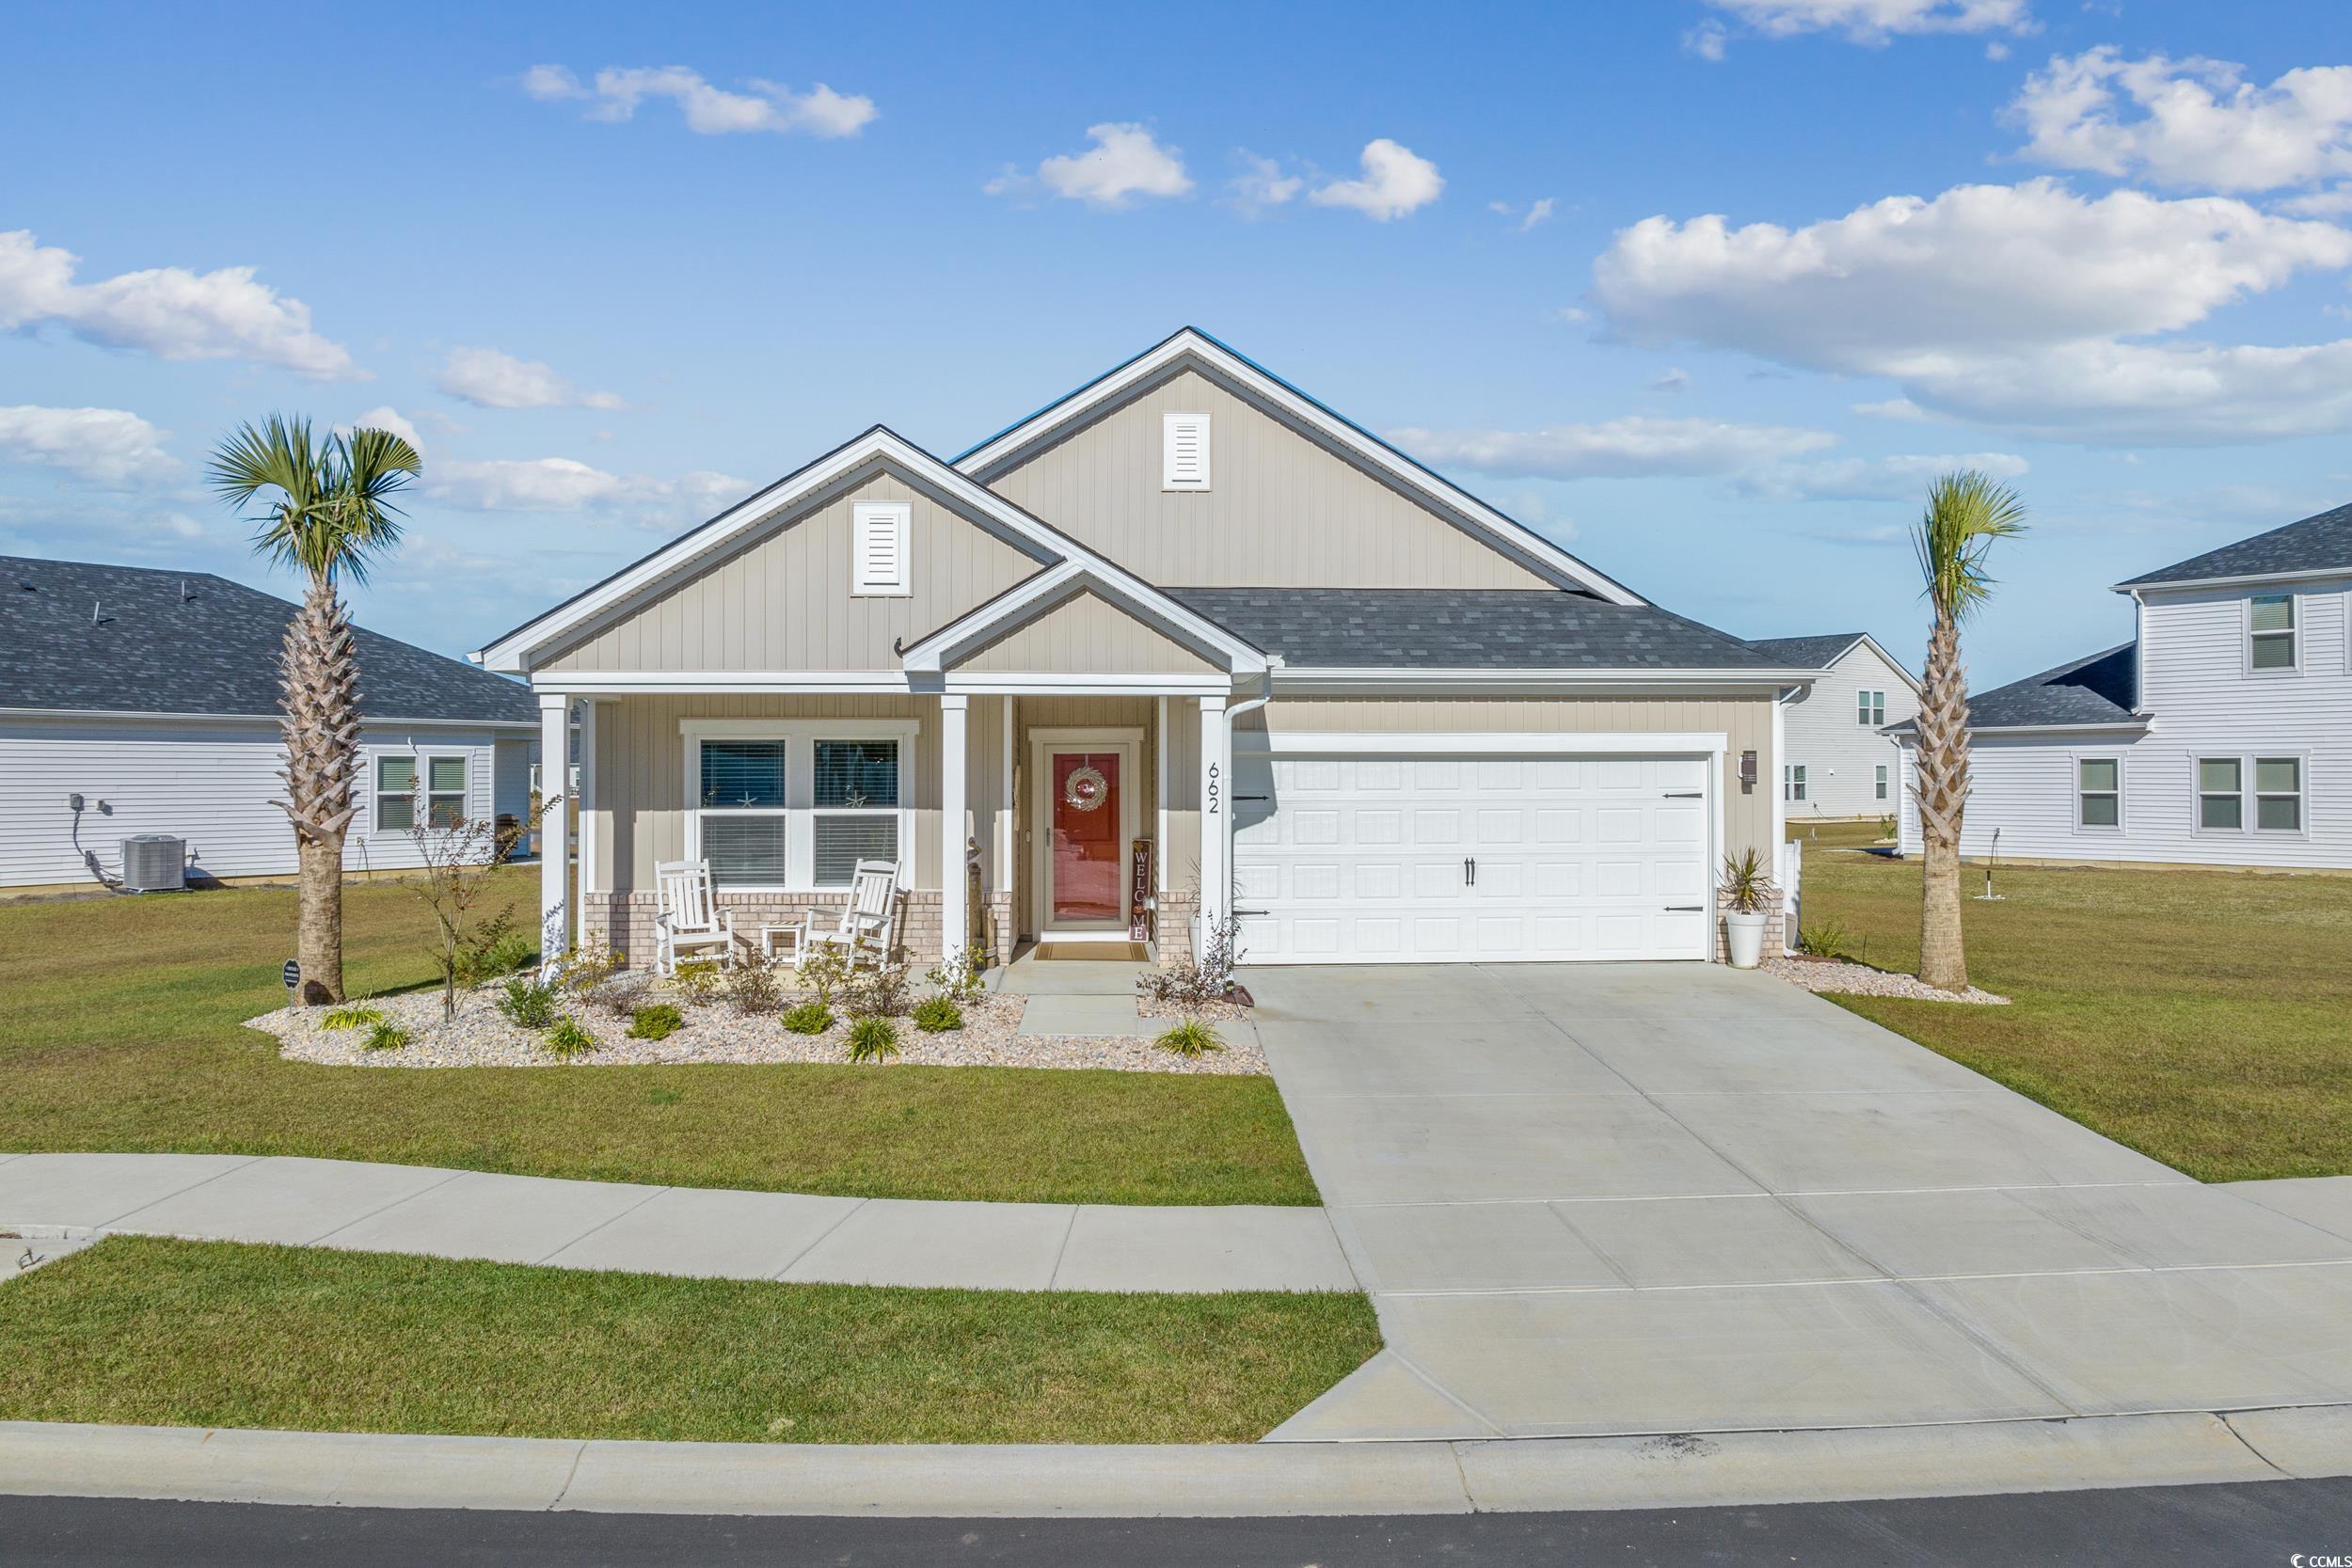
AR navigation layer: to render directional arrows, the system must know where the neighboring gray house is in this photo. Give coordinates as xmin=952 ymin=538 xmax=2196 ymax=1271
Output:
xmin=1747 ymin=632 xmax=1918 ymax=822
xmin=1894 ymin=502 xmax=2352 ymax=869
xmin=1 ymin=556 xmax=538 ymax=892
xmin=477 ymin=328 xmax=1817 ymax=970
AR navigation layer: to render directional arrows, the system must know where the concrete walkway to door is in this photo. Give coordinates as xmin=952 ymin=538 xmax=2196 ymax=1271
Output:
xmin=1250 ymin=961 xmax=2352 ymax=1443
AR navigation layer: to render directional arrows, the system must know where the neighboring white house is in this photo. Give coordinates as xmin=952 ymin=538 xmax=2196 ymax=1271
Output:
xmin=1 ymin=556 xmax=539 ymax=893
xmin=1747 ymin=633 xmax=1918 ymax=822
xmin=1894 ymin=502 xmax=2352 ymax=869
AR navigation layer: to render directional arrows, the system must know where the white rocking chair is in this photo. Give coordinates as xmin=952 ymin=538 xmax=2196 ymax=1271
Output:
xmin=652 ymin=859 xmax=738 ymax=976
xmin=797 ymin=860 xmax=901 ymax=972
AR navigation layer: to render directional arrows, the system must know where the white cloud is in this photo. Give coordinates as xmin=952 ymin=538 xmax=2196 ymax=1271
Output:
xmin=1737 ymin=451 xmax=2028 ymax=501
xmin=1853 ymin=396 xmax=1929 ymax=420
xmin=1892 ymin=337 xmax=2352 ymax=444
xmin=991 ymin=123 xmax=1193 ymax=210
xmin=0 ymin=230 xmax=358 ymax=379
xmin=343 ymin=406 xmax=423 ymax=449
xmin=1685 ymin=22 xmax=1731 ymax=60
xmin=1590 ymin=179 xmax=2352 ymax=439
xmin=436 ymin=346 xmax=626 ymax=411
xmin=0 ymin=405 xmax=178 ymax=486
xmin=429 ymin=456 xmax=748 ymax=520
xmin=1389 ymin=416 xmax=1836 ymax=480
xmin=1226 ymin=151 xmax=1305 ymax=215
xmin=1704 ymin=0 xmax=2035 ymax=42
xmin=1648 ymin=367 xmax=1692 ymax=394
xmin=2008 ymin=49 xmax=2352 ymax=193
xmin=1491 ymin=197 xmax=1557 ymax=231
xmin=1310 ymin=139 xmax=1444 ymax=221
xmin=523 ymin=64 xmax=875 ymax=138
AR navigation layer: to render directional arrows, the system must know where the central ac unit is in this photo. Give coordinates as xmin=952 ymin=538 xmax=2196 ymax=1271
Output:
xmin=120 ymin=834 xmax=186 ymax=894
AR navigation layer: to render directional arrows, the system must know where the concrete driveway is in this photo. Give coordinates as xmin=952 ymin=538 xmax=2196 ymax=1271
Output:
xmin=1252 ymin=962 xmax=2352 ymax=1442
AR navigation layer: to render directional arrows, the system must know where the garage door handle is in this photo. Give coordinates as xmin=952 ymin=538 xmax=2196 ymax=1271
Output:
xmin=1664 ymin=905 xmax=1704 ymax=912
xmin=1662 ymin=791 xmax=1703 ymax=799
xmin=1232 ymin=908 xmax=1267 ymax=917
xmin=1464 ymin=857 xmax=1476 ymax=886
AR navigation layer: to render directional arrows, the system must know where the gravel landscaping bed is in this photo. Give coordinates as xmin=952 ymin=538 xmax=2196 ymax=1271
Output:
xmin=251 ymin=979 xmax=1267 ymax=1074
xmin=1764 ymin=957 xmax=2010 ymax=1006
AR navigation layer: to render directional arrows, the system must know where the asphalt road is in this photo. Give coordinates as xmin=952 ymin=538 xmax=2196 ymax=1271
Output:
xmin=6 ymin=1477 xmax=2352 ymax=1567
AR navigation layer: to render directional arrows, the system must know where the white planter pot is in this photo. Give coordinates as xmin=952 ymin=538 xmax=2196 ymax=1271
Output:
xmin=1724 ymin=911 xmax=1770 ymax=970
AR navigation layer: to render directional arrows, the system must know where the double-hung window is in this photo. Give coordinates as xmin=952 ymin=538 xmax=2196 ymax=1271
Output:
xmin=685 ymin=721 xmax=914 ymax=890
xmin=2075 ymin=757 xmax=2121 ymax=830
xmin=1875 ymin=764 xmax=1890 ymax=801
xmin=1856 ymin=689 xmax=1885 ymax=727
xmin=2255 ymin=757 xmax=2303 ymax=832
xmin=2197 ymin=757 xmax=2243 ymax=831
xmin=374 ymin=753 xmax=467 ymax=831
xmin=1784 ymin=764 xmax=1807 ymax=802
xmin=2249 ymin=594 xmax=2296 ymax=672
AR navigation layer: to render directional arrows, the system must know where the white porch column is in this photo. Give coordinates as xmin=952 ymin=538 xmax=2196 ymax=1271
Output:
xmin=1197 ymin=695 xmax=1230 ymax=939
xmin=939 ymin=694 xmax=969 ymax=965
xmin=537 ymin=692 xmax=570 ymax=972
xmin=572 ymin=699 xmax=599 ymax=952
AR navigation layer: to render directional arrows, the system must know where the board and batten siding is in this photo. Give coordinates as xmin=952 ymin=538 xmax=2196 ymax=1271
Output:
xmin=0 ymin=716 xmax=514 ymax=889
xmin=954 ymin=590 xmax=1219 ymax=675
xmin=979 ymin=367 xmax=1554 ymax=590
xmin=1248 ymin=694 xmax=1777 ymax=864
xmin=1781 ymin=641 xmax=1915 ymax=822
xmin=1896 ymin=581 xmax=2352 ymax=868
xmin=542 ymin=470 xmax=1051 ymax=674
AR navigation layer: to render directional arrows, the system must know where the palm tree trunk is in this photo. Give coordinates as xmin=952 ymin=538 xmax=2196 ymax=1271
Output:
xmin=278 ymin=577 xmax=362 ymax=1005
xmin=1914 ymin=610 xmax=1970 ymax=992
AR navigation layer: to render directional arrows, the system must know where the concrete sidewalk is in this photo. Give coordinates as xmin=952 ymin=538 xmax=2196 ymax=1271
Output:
xmin=0 ymin=1152 xmax=1355 ymax=1293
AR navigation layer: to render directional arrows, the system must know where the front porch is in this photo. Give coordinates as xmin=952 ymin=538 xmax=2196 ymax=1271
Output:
xmin=536 ymin=684 xmax=1246 ymax=974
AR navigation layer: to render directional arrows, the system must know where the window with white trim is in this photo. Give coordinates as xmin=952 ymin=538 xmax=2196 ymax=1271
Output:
xmin=2075 ymin=757 xmax=2121 ymax=830
xmin=1856 ymin=689 xmax=1885 ymax=727
xmin=1784 ymin=764 xmax=1807 ymax=801
xmin=374 ymin=753 xmax=466 ymax=832
xmin=2249 ymin=594 xmax=2296 ymax=672
xmin=1163 ymin=411 xmax=1210 ymax=491
xmin=686 ymin=722 xmax=913 ymax=890
xmin=1875 ymin=764 xmax=1889 ymax=801
xmin=2255 ymin=756 xmax=2303 ymax=832
xmin=852 ymin=500 xmax=911 ymax=596
xmin=2197 ymin=756 xmax=2242 ymax=831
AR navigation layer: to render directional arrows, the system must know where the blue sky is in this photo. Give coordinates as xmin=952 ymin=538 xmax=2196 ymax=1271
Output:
xmin=7 ymin=0 xmax=2352 ymax=686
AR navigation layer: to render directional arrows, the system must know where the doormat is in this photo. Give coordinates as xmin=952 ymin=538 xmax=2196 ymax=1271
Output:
xmin=1030 ymin=942 xmax=1150 ymax=961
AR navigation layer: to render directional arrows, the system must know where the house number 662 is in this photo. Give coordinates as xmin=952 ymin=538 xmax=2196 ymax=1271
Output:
xmin=1207 ymin=761 xmax=1221 ymax=815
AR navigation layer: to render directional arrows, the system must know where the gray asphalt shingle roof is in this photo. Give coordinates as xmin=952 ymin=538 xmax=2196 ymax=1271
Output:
xmin=1166 ymin=588 xmax=1797 ymax=671
xmin=1744 ymin=632 xmax=1869 ymax=670
xmin=1889 ymin=643 xmax=2140 ymax=733
xmin=2119 ymin=500 xmax=2352 ymax=587
xmin=2 ymin=556 xmax=536 ymax=724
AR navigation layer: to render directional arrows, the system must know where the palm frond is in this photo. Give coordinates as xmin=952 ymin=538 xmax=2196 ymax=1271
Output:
xmin=1913 ymin=469 xmax=2026 ymax=623
xmin=208 ymin=416 xmax=424 ymax=587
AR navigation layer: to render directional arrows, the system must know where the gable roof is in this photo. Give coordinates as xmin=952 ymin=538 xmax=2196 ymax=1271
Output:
xmin=900 ymin=559 xmax=1265 ymax=676
xmin=2117 ymin=500 xmax=2352 ymax=590
xmin=2 ymin=555 xmax=535 ymax=724
xmin=472 ymin=426 xmax=1252 ymax=676
xmin=952 ymin=327 xmax=1646 ymax=608
xmin=1745 ymin=631 xmax=1920 ymax=692
xmin=1167 ymin=589 xmax=1807 ymax=676
xmin=1889 ymin=643 xmax=2141 ymax=735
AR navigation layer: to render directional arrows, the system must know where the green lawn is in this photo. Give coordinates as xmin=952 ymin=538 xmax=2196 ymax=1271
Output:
xmin=1788 ymin=837 xmax=2352 ymax=1182
xmin=0 ymin=1237 xmax=1379 ymax=1445
xmin=0 ymin=873 xmax=1317 ymax=1206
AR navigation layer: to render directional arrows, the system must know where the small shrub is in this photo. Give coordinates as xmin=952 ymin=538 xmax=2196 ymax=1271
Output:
xmin=795 ymin=943 xmax=850 ymax=1007
xmin=496 ymin=976 xmax=559 ymax=1029
xmin=556 ymin=942 xmax=623 ymax=1004
xmin=923 ymin=945 xmax=991 ymax=1006
xmin=362 ymin=1022 xmax=409 ymax=1053
xmin=845 ymin=1015 xmax=900 ymax=1062
xmin=1876 ymin=815 xmax=1898 ymax=842
xmin=912 ymin=995 xmax=962 ymax=1034
xmin=1154 ymin=1018 xmax=1224 ymax=1058
xmin=320 ymin=1005 xmax=386 ymax=1031
xmin=1720 ymin=847 xmax=1777 ymax=914
xmin=627 ymin=1003 xmax=686 ymax=1040
xmin=669 ymin=959 xmax=724 ymax=1007
xmin=782 ymin=1001 xmax=834 ymax=1036
xmin=455 ymin=911 xmax=533 ymax=986
xmin=1797 ymin=919 xmax=1861 ymax=963
xmin=842 ymin=959 xmax=912 ymax=1021
xmin=544 ymin=1015 xmax=597 ymax=1058
xmin=1139 ymin=914 xmax=1245 ymax=1012
xmin=726 ymin=949 xmax=783 ymax=1015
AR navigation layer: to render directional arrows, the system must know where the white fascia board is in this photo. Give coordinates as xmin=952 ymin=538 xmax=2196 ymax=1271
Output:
xmin=2114 ymin=567 xmax=2352 ymax=595
xmin=899 ymin=559 xmax=1267 ymax=675
xmin=1846 ymin=634 xmax=1924 ymax=695
xmin=1270 ymin=666 xmax=1816 ymax=692
xmin=1241 ymin=730 xmax=1729 ymax=756
xmin=944 ymin=673 xmax=1233 ymax=695
xmin=953 ymin=329 xmax=1646 ymax=607
xmin=530 ymin=671 xmax=911 ymax=695
xmin=1968 ymin=721 xmax=2153 ymax=736
xmin=0 ymin=705 xmax=534 ymax=732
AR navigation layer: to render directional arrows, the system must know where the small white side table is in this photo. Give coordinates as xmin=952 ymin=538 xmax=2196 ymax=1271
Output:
xmin=757 ymin=925 xmax=803 ymax=964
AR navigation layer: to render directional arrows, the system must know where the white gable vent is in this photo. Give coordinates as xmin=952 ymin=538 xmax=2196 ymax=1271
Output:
xmin=852 ymin=500 xmax=912 ymax=596
xmin=1163 ymin=411 xmax=1210 ymax=491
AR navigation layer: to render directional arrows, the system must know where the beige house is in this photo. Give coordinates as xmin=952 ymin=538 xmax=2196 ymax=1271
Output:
xmin=476 ymin=330 xmax=1812 ymax=970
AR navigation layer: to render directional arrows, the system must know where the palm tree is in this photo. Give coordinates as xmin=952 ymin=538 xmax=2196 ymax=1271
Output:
xmin=1912 ymin=469 xmax=2026 ymax=993
xmin=211 ymin=417 xmax=421 ymax=1004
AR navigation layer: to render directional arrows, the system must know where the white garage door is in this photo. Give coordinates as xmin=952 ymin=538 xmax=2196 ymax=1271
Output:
xmin=1231 ymin=752 xmax=1712 ymax=964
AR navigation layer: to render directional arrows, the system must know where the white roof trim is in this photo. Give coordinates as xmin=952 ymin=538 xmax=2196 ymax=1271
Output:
xmin=953 ymin=329 xmax=1646 ymax=608
xmin=898 ymin=558 xmax=1269 ymax=675
xmin=1836 ymin=632 xmax=1924 ymax=696
xmin=473 ymin=427 xmax=1198 ymax=675
xmin=1272 ymin=665 xmax=1814 ymax=691
xmin=2115 ymin=566 xmax=2352 ymax=595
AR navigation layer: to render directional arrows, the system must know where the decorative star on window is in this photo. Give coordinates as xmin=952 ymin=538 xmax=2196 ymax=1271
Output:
xmin=843 ymin=787 xmax=869 ymax=809
xmin=737 ymin=793 xmax=760 ymax=808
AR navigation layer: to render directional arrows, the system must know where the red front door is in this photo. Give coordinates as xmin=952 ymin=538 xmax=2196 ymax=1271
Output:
xmin=1049 ymin=751 xmax=1121 ymax=924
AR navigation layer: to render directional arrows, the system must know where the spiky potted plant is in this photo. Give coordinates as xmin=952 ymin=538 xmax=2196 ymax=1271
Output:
xmin=1720 ymin=847 xmax=1777 ymax=970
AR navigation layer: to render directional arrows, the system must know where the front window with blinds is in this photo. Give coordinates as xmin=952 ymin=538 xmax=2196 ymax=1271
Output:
xmin=2076 ymin=757 xmax=2121 ymax=829
xmin=374 ymin=753 xmax=467 ymax=832
xmin=2249 ymin=594 xmax=2296 ymax=672
xmin=685 ymin=725 xmax=912 ymax=890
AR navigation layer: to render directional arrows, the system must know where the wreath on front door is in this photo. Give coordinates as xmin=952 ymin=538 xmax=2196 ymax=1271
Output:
xmin=1062 ymin=764 xmax=1109 ymax=813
